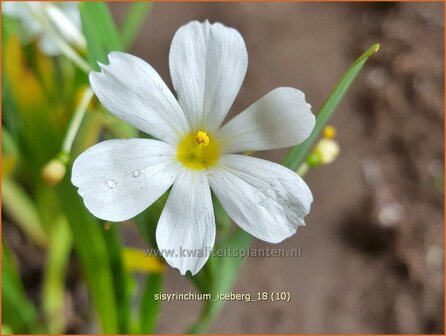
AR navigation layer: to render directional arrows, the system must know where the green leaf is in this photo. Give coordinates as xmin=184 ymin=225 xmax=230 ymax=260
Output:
xmin=188 ymin=229 xmax=252 ymax=333
xmin=56 ymin=178 xmax=119 ymax=334
xmin=42 ymin=216 xmax=72 ymax=334
xmin=134 ymin=194 xmax=169 ymax=334
xmin=120 ymin=2 xmax=153 ymax=50
xmin=2 ymin=242 xmax=43 ymax=334
xmin=2 ymin=178 xmax=48 ymax=247
xmin=139 ymin=273 xmax=163 ymax=334
xmin=102 ymin=224 xmax=131 ymax=334
xmin=80 ymin=2 xmax=122 ymax=68
xmin=283 ymin=43 xmax=380 ymax=170
xmin=2 ymin=127 xmax=19 ymax=158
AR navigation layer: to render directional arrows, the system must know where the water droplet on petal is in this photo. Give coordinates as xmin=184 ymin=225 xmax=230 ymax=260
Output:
xmin=133 ymin=170 xmax=141 ymax=177
xmin=107 ymin=179 xmax=117 ymax=188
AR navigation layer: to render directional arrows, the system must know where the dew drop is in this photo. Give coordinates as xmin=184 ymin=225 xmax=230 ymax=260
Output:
xmin=107 ymin=179 xmax=117 ymax=188
xmin=133 ymin=170 xmax=141 ymax=177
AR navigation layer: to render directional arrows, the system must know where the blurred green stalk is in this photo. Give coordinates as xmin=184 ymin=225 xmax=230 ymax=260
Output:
xmin=42 ymin=216 xmax=72 ymax=334
xmin=2 ymin=178 xmax=48 ymax=247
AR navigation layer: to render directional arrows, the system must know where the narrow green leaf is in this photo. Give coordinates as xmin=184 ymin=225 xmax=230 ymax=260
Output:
xmin=283 ymin=43 xmax=380 ymax=170
xmin=80 ymin=2 xmax=122 ymax=68
xmin=2 ymin=242 xmax=43 ymax=334
xmin=188 ymin=229 xmax=252 ymax=333
xmin=2 ymin=178 xmax=48 ymax=247
xmin=134 ymin=194 xmax=168 ymax=334
xmin=2 ymin=127 xmax=19 ymax=158
xmin=56 ymin=178 xmax=119 ymax=334
xmin=120 ymin=2 xmax=153 ymax=50
xmin=102 ymin=224 xmax=131 ymax=334
xmin=139 ymin=273 xmax=163 ymax=334
xmin=42 ymin=216 xmax=72 ymax=334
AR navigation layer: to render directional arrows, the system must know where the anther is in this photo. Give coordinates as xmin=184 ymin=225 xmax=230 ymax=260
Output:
xmin=194 ymin=131 xmax=210 ymax=146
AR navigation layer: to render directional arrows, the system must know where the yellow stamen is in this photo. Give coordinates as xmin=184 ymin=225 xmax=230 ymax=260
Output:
xmin=323 ymin=125 xmax=337 ymax=139
xmin=194 ymin=130 xmax=210 ymax=146
xmin=177 ymin=131 xmax=220 ymax=170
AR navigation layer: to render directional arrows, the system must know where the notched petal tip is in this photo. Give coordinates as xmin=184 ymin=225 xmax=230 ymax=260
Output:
xmin=96 ymin=61 xmax=106 ymax=70
xmin=91 ymin=52 xmax=128 ymax=76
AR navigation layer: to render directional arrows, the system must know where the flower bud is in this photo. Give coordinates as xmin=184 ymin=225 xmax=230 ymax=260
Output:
xmin=313 ymin=138 xmax=340 ymax=165
xmin=323 ymin=125 xmax=337 ymax=139
xmin=42 ymin=159 xmax=66 ymax=186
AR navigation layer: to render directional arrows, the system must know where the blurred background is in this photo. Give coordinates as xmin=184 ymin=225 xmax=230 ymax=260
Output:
xmin=3 ymin=2 xmax=444 ymax=334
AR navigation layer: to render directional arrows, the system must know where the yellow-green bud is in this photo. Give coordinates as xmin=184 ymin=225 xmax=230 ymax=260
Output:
xmin=42 ymin=159 xmax=66 ymax=186
xmin=313 ymin=138 xmax=340 ymax=165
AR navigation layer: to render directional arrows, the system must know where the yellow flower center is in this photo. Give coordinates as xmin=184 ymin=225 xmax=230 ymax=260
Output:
xmin=194 ymin=130 xmax=210 ymax=146
xmin=177 ymin=130 xmax=220 ymax=170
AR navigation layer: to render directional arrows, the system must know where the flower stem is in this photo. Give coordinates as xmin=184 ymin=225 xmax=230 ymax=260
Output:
xmin=61 ymin=87 xmax=94 ymax=157
xmin=45 ymin=29 xmax=91 ymax=73
xmin=296 ymin=162 xmax=309 ymax=176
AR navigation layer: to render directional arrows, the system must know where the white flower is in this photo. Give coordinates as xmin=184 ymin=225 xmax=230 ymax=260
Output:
xmin=2 ymin=1 xmax=85 ymax=55
xmin=72 ymin=21 xmax=315 ymax=275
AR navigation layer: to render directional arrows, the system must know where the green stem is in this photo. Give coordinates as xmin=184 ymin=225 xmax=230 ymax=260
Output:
xmin=61 ymin=87 xmax=94 ymax=157
xmin=296 ymin=162 xmax=310 ymax=176
xmin=42 ymin=216 xmax=72 ymax=334
xmin=139 ymin=273 xmax=164 ymax=334
xmin=2 ymin=179 xmax=48 ymax=247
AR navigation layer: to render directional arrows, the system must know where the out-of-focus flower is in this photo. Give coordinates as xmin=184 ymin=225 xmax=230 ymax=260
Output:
xmin=72 ymin=21 xmax=315 ymax=275
xmin=2 ymin=2 xmax=86 ymax=55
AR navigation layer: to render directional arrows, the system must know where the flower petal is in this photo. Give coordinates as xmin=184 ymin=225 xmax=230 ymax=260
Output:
xmin=3 ymin=2 xmax=42 ymax=37
xmin=72 ymin=139 xmax=180 ymax=222
xmin=45 ymin=3 xmax=86 ymax=49
xmin=216 ymin=87 xmax=315 ymax=154
xmin=169 ymin=21 xmax=248 ymax=132
xmin=90 ymin=52 xmax=189 ymax=145
xmin=156 ymin=169 xmax=215 ymax=275
xmin=38 ymin=35 xmax=60 ymax=56
xmin=2 ymin=2 xmax=27 ymax=18
xmin=209 ymin=155 xmax=312 ymax=243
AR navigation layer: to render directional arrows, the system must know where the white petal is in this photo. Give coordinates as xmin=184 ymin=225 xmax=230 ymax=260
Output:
xmin=209 ymin=155 xmax=312 ymax=243
xmin=72 ymin=139 xmax=181 ymax=222
xmin=38 ymin=35 xmax=60 ymax=56
xmin=169 ymin=21 xmax=248 ymax=132
xmin=216 ymin=87 xmax=315 ymax=154
xmin=90 ymin=52 xmax=189 ymax=145
xmin=2 ymin=2 xmax=25 ymax=18
xmin=59 ymin=2 xmax=82 ymax=28
xmin=156 ymin=169 xmax=215 ymax=275
xmin=45 ymin=3 xmax=86 ymax=49
xmin=3 ymin=2 xmax=42 ymax=37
